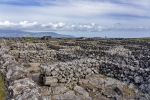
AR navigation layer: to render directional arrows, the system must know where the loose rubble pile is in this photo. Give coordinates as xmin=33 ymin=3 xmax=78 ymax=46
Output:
xmin=0 ymin=37 xmax=150 ymax=100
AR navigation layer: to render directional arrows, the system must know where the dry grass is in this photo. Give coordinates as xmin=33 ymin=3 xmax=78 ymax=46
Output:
xmin=0 ymin=74 xmax=6 ymax=100
xmin=98 ymin=75 xmax=108 ymax=79
xmin=29 ymin=63 xmax=41 ymax=71
xmin=122 ymin=85 xmax=134 ymax=95
xmin=69 ymin=83 xmax=75 ymax=90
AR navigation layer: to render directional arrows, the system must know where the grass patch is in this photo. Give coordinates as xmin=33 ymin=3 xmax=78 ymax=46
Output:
xmin=0 ymin=74 xmax=6 ymax=100
xmin=137 ymin=38 xmax=150 ymax=41
xmin=128 ymin=38 xmax=150 ymax=42
xmin=69 ymin=83 xmax=75 ymax=90
xmin=24 ymin=37 xmax=35 ymax=41
xmin=29 ymin=63 xmax=41 ymax=72
xmin=122 ymin=85 xmax=134 ymax=95
xmin=98 ymin=75 xmax=108 ymax=79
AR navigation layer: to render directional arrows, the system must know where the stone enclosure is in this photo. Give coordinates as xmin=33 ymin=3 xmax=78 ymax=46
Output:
xmin=0 ymin=37 xmax=150 ymax=100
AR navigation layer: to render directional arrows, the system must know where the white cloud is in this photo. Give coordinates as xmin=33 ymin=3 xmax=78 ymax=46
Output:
xmin=0 ymin=21 xmax=149 ymax=32
xmin=19 ymin=21 xmax=38 ymax=27
xmin=0 ymin=21 xmax=17 ymax=26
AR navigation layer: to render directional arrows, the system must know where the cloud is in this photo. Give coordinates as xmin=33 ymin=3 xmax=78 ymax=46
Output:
xmin=0 ymin=21 xmax=98 ymax=31
xmin=0 ymin=21 xmax=39 ymax=29
xmin=0 ymin=21 xmax=149 ymax=32
xmin=0 ymin=0 xmax=150 ymax=23
xmin=0 ymin=0 xmax=150 ymax=37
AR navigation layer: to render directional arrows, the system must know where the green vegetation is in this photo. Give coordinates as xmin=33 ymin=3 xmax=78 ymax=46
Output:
xmin=129 ymin=38 xmax=150 ymax=41
xmin=0 ymin=74 xmax=6 ymax=100
xmin=24 ymin=37 xmax=35 ymax=41
xmin=137 ymin=38 xmax=150 ymax=41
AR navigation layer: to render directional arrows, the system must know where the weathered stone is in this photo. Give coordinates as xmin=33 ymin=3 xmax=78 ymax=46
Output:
xmin=51 ymin=71 xmax=57 ymax=76
xmin=74 ymin=85 xmax=90 ymax=98
xmin=113 ymin=86 xmax=123 ymax=95
xmin=53 ymin=91 xmax=77 ymax=100
xmin=41 ymin=36 xmax=52 ymax=40
xmin=134 ymin=76 xmax=143 ymax=84
xmin=148 ymin=79 xmax=150 ymax=83
xmin=43 ymin=77 xmax=58 ymax=86
xmin=128 ymin=83 xmax=135 ymax=89
xmin=59 ymin=78 xmax=66 ymax=83
xmin=77 ymin=68 xmax=82 ymax=72
xmin=52 ymin=86 xmax=68 ymax=95
xmin=138 ymin=97 xmax=147 ymax=100
xmin=86 ymin=68 xmax=92 ymax=74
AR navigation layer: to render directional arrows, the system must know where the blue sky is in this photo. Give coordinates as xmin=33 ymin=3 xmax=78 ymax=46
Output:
xmin=0 ymin=0 xmax=150 ymax=37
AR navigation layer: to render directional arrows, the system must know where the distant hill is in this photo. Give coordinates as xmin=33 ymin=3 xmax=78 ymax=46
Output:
xmin=0 ymin=30 xmax=74 ymax=38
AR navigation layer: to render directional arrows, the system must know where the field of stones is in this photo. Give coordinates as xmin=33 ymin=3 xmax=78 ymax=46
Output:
xmin=0 ymin=37 xmax=150 ymax=100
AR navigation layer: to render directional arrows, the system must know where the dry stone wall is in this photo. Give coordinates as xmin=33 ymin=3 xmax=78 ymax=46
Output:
xmin=100 ymin=61 xmax=150 ymax=93
xmin=0 ymin=37 xmax=150 ymax=100
xmin=0 ymin=41 xmax=41 ymax=100
xmin=38 ymin=39 xmax=150 ymax=94
xmin=40 ymin=58 xmax=99 ymax=84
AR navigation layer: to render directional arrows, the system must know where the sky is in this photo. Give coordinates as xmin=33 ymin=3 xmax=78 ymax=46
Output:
xmin=0 ymin=0 xmax=150 ymax=37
